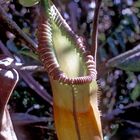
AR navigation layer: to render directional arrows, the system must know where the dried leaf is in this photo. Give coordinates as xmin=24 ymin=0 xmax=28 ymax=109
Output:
xmin=0 ymin=55 xmax=18 ymax=140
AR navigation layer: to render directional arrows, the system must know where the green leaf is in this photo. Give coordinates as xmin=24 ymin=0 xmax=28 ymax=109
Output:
xmin=99 ymin=33 xmax=105 ymax=41
xmin=130 ymin=83 xmax=140 ymax=101
xmin=19 ymin=0 xmax=40 ymax=7
xmin=107 ymin=45 xmax=140 ymax=72
xmin=134 ymin=1 xmax=140 ymax=7
xmin=19 ymin=49 xmax=39 ymax=61
xmin=115 ymin=52 xmax=140 ymax=71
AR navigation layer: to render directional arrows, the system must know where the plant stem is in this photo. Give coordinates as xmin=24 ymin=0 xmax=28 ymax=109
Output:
xmin=91 ymin=0 xmax=102 ymax=63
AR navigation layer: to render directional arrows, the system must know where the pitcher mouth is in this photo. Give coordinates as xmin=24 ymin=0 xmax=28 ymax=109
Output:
xmin=38 ymin=3 xmax=97 ymax=85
